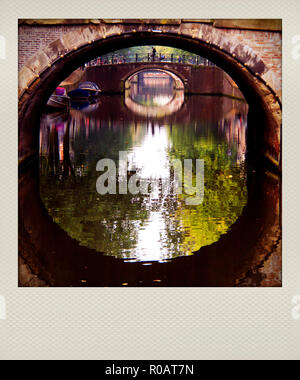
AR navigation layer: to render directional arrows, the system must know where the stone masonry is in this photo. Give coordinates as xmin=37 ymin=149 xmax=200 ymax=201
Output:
xmin=18 ymin=19 xmax=282 ymax=96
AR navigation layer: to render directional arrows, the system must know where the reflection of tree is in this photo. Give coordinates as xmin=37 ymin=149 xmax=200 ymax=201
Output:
xmin=165 ymin=120 xmax=248 ymax=253
xmin=41 ymin=170 xmax=150 ymax=259
xmin=40 ymin=119 xmax=150 ymax=259
xmin=49 ymin=125 xmax=59 ymax=174
xmin=63 ymin=120 xmax=76 ymax=178
xmin=40 ymin=95 xmax=248 ymax=261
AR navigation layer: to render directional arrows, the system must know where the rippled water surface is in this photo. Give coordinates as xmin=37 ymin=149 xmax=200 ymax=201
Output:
xmin=40 ymin=73 xmax=249 ymax=262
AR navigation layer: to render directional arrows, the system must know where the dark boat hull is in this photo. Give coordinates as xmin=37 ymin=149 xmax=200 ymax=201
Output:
xmin=78 ymin=81 xmax=101 ymax=97
xmin=68 ymin=88 xmax=90 ymax=100
xmin=47 ymin=95 xmax=70 ymax=110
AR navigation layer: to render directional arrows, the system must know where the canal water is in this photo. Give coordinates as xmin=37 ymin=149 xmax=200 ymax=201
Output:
xmin=39 ymin=72 xmax=250 ymax=263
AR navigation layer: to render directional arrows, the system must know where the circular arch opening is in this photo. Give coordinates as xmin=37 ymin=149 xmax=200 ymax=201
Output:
xmin=123 ymin=67 xmax=185 ymax=117
xmin=123 ymin=67 xmax=185 ymax=91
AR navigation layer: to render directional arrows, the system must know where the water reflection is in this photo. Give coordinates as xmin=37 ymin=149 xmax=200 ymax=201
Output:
xmin=129 ymin=71 xmax=175 ymax=105
xmin=40 ymin=75 xmax=249 ymax=262
xmin=125 ymin=71 xmax=184 ymax=118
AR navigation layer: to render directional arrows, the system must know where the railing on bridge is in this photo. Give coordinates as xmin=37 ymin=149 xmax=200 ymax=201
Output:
xmin=83 ymin=54 xmax=215 ymax=68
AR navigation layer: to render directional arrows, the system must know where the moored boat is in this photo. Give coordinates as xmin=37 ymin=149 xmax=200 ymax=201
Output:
xmin=78 ymin=81 xmax=101 ymax=96
xmin=68 ymin=88 xmax=91 ymax=101
xmin=47 ymin=87 xmax=70 ymax=111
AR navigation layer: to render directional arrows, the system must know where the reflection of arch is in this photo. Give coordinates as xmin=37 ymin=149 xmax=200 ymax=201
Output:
xmin=125 ymin=89 xmax=184 ymax=118
xmin=19 ymin=28 xmax=281 ymax=286
xmin=124 ymin=67 xmax=185 ymax=90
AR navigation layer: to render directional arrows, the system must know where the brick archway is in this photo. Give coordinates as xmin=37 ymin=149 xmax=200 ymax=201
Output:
xmin=18 ymin=26 xmax=281 ymax=172
xmin=18 ymin=22 xmax=281 ymax=97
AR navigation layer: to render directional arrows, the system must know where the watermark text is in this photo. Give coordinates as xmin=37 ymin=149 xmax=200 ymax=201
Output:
xmin=96 ymin=152 xmax=204 ymax=205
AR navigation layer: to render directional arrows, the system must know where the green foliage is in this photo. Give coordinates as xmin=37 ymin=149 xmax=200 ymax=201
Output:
xmin=101 ymin=45 xmax=200 ymax=61
xmin=167 ymin=123 xmax=247 ymax=252
xmin=40 ymin=88 xmax=248 ymax=261
xmin=40 ymin=117 xmax=247 ymax=260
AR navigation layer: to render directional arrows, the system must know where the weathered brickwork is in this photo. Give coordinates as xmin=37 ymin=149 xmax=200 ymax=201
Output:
xmin=18 ymin=25 xmax=80 ymax=69
xmin=219 ymin=28 xmax=282 ymax=93
xmin=18 ymin=22 xmax=282 ymax=96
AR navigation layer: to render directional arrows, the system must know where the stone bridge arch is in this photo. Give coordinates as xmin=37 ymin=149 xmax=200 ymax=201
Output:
xmin=18 ymin=24 xmax=281 ymax=171
xmin=81 ymin=63 xmax=187 ymax=93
